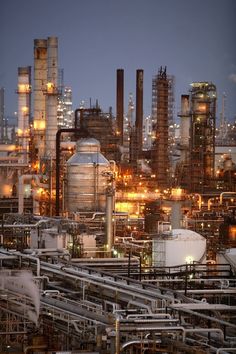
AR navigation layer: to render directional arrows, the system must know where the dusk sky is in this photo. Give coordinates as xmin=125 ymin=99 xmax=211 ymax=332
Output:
xmin=1 ymin=0 xmax=236 ymax=122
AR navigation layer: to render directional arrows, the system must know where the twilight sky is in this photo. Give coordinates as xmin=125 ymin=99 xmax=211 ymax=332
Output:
xmin=1 ymin=0 xmax=236 ymax=122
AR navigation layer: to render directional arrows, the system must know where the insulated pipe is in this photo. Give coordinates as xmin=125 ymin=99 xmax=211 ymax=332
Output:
xmin=24 ymin=345 xmax=47 ymax=354
xmin=0 ymin=144 xmax=17 ymax=152
xmin=220 ymin=192 xmax=236 ymax=205
xmin=14 ymin=252 xmax=41 ymax=277
xmin=216 ymin=349 xmax=236 ymax=354
xmin=121 ymin=339 xmax=161 ymax=351
xmin=106 ymin=189 xmax=113 ymax=253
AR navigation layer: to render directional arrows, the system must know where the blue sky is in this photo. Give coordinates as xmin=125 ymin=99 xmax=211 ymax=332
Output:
xmin=1 ymin=0 xmax=236 ymax=121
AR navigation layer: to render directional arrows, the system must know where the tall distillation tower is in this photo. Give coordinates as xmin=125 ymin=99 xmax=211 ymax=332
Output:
xmin=151 ymin=66 xmax=173 ymax=189
xmin=189 ymin=82 xmax=216 ymax=193
xmin=17 ymin=67 xmax=31 ymax=164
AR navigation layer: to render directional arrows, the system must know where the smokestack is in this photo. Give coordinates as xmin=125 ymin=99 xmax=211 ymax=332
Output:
xmin=17 ymin=66 xmax=31 ymax=164
xmin=0 ymin=88 xmax=5 ymax=142
xmin=135 ymin=69 xmax=143 ymax=154
xmin=116 ymin=69 xmax=124 ymax=144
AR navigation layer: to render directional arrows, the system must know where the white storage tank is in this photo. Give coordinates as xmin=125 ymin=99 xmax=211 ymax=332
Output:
xmin=152 ymin=229 xmax=206 ymax=267
xmin=65 ymin=138 xmax=110 ymax=212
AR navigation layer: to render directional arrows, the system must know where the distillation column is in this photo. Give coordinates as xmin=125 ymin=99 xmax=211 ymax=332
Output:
xmin=33 ymin=39 xmax=47 ymax=161
xmin=45 ymin=36 xmax=58 ymax=158
xmin=152 ymin=67 xmax=169 ymax=189
xmin=17 ymin=66 xmax=31 ymax=164
xmin=190 ymin=82 xmax=216 ymax=193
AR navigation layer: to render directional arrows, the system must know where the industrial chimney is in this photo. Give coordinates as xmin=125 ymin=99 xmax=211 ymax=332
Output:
xmin=116 ymin=69 xmax=124 ymax=145
xmin=135 ymin=69 xmax=143 ymax=156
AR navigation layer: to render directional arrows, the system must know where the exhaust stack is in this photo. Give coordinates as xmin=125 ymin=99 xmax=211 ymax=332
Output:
xmin=116 ymin=69 xmax=124 ymax=144
xmin=135 ymin=69 xmax=143 ymax=156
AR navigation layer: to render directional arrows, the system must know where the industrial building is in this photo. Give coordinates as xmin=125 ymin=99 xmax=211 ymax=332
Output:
xmin=0 ymin=36 xmax=236 ymax=353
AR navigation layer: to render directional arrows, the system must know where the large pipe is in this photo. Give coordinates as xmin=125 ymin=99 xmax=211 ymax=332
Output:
xmin=135 ymin=69 xmax=143 ymax=156
xmin=116 ymin=69 xmax=124 ymax=144
xmin=106 ymin=189 xmax=114 ymax=253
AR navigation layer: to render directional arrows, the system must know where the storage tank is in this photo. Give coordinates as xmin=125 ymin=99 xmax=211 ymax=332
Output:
xmin=65 ymin=138 xmax=111 ymax=212
xmin=152 ymin=229 xmax=206 ymax=267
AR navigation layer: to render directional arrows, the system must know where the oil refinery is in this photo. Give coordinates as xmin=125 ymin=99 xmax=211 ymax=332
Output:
xmin=0 ymin=36 xmax=236 ymax=354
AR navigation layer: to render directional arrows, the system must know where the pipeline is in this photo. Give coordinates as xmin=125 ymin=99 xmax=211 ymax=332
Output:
xmin=216 ymin=349 xmax=236 ymax=354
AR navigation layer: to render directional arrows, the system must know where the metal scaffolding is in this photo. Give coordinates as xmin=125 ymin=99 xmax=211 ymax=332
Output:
xmin=190 ymin=82 xmax=216 ymax=193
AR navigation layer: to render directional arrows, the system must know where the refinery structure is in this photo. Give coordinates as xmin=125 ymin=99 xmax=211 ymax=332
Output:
xmin=0 ymin=37 xmax=236 ymax=354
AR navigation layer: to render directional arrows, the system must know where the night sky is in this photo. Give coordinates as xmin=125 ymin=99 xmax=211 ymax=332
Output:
xmin=1 ymin=0 xmax=236 ymax=121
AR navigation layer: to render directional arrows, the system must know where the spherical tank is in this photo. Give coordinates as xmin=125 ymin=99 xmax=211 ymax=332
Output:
xmin=65 ymin=138 xmax=110 ymax=212
xmin=153 ymin=229 xmax=206 ymax=267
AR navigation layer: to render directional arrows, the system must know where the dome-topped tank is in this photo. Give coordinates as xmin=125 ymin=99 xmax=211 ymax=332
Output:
xmin=152 ymin=229 xmax=206 ymax=267
xmin=65 ymin=138 xmax=110 ymax=212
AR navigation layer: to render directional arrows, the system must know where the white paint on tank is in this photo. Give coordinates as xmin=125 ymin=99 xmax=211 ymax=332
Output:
xmin=153 ymin=229 xmax=206 ymax=267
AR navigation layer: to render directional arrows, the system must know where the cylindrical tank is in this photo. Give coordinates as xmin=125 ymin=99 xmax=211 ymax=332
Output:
xmin=152 ymin=229 xmax=206 ymax=267
xmin=65 ymin=138 xmax=110 ymax=212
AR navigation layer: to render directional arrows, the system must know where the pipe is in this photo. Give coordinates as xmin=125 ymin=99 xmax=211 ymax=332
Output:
xmin=183 ymin=328 xmax=224 ymax=342
xmin=115 ymin=314 xmax=120 ymax=354
xmin=117 ymin=325 xmax=224 ymax=344
xmin=16 ymin=252 xmax=41 ymax=277
xmin=216 ymin=349 xmax=236 ymax=354
xmin=171 ymin=307 xmax=236 ymax=330
xmin=0 ymin=144 xmax=17 ymax=152
xmin=106 ymin=189 xmax=113 ymax=253
xmin=121 ymin=339 xmax=161 ymax=351
xmin=127 ymin=300 xmax=152 ymax=313
xmin=24 ymin=345 xmax=47 ymax=354
xmin=220 ymin=192 xmax=236 ymax=205
xmin=127 ymin=313 xmax=172 ymax=320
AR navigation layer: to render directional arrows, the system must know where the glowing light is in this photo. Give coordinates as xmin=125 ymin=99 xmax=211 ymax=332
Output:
xmin=22 ymin=106 xmax=29 ymax=114
xmin=46 ymin=82 xmax=54 ymax=93
xmin=171 ymin=188 xmax=183 ymax=199
xmin=18 ymin=84 xmax=30 ymax=93
xmin=185 ymin=256 xmax=193 ymax=264
xmin=34 ymin=121 xmax=45 ymax=130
